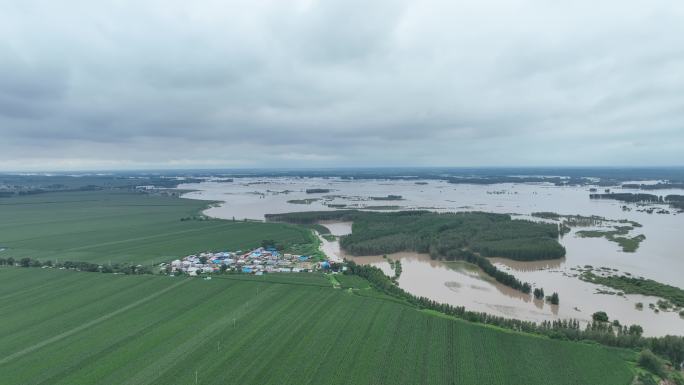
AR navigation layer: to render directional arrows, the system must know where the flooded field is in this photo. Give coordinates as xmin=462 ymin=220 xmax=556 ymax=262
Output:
xmin=180 ymin=177 xmax=684 ymax=336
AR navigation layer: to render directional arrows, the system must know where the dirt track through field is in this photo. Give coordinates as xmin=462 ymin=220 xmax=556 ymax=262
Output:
xmin=0 ymin=278 xmax=190 ymax=366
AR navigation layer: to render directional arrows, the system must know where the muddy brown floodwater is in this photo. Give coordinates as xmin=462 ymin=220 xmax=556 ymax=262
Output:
xmin=179 ymin=177 xmax=684 ymax=336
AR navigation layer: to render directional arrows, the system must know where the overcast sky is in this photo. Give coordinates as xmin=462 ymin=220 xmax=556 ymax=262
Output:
xmin=1 ymin=0 xmax=683 ymax=170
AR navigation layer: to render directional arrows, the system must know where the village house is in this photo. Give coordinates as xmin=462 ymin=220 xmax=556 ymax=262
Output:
xmin=166 ymin=247 xmax=330 ymax=276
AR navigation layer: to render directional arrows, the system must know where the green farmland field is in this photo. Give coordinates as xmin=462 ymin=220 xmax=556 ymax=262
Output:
xmin=0 ymin=268 xmax=634 ymax=385
xmin=0 ymin=191 xmax=312 ymax=265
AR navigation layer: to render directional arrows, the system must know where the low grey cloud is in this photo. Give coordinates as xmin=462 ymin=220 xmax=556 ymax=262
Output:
xmin=1 ymin=0 xmax=683 ymax=170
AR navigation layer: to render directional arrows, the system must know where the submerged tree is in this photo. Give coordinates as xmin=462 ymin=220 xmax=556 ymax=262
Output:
xmin=548 ymin=292 xmax=559 ymax=305
xmin=592 ymin=311 xmax=609 ymax=323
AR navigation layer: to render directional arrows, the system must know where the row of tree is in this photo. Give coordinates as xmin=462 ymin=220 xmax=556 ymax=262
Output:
xmin=0 ymin=257 xmax=153 ymax=275
xmin=590 ymin=193 xmax=684 ymax=211
xmin=590 ymin=193 xmax=663 ymax=203
xmin=437 ymin=248 xmax=534 ymax=294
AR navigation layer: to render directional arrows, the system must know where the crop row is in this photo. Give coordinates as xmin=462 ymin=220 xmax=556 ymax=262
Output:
xmin=0 ymin=268 xmax=634 ymax=385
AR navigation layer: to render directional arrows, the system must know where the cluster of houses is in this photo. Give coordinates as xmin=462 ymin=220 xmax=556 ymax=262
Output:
xmin=164 ymin=247 xmax=332 ymax=276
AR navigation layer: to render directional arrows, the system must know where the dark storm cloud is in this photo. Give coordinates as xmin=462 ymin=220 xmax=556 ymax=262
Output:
xmin=0 ymin=0 xmax=683 ymax=170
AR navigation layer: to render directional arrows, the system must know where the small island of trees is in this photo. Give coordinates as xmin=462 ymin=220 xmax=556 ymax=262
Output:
xmin=305 ymin=188 xmax=331 ymax=194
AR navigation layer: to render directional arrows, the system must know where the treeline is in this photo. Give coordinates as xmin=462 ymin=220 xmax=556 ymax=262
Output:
xmin=446 ymin=176 xmax=594 ymax=186
xmin=531 ymin=212 xmax=562 ymax=220
xmin=305 ymin=188 xmax=331 ymax=194
xmin=265 ymin=210 xmax=358 ymax=224
xmin=671 ymin=202 xmax=684 ymax=210
xmin=531 ymin=212 xmax=612 ymax=227
xmin=590 ymin=193 xmax=684 ymax=204
xmin=590 ymin=193 xmax=663 ymax=203
xmin=345 ymin=261 xmax=684 ymax=369
xmin=622 ymin=183 xmax=684 ymax=190
xmin=0 ymin=185 xmax=104 ymax=198
xmin=667 ymin=195 xmax=684 ymax=210
xmin=370 ymin=195 xmax=403 ymax=201
xmin=0 ymin=257 xmax=153 ymax=275
xmin=436 ymin=248 xmax=533 ymax=293
xmin=0 ymin=175 xmax=205 ymax=198
xmin=590 ymin=193 xmax=684 ymax=211
xmin=269 ymin=210 xmax=566 ymax=294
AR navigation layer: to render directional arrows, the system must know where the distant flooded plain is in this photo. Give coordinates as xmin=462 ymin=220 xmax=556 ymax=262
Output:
xmin=180 ymin=178 xmax=684 ymax=336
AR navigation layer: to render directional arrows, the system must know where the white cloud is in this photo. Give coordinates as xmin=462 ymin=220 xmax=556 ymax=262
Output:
xmin=0 ymin=0 xmax=683 ymax=170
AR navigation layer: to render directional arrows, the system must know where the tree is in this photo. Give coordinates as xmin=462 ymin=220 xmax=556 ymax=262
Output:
xmin=7 ymin=257 xmax=14 ymax=266
xmin=533 ymin=288 xmax=545 ymax=300
xmin=638 ymin=349 xmax=666 ymax=378
xmin=19 ymin=257 xmax=31 ymax=267
xmin=548 ymin=292 xmax=559 ymax=305
xmin=592 ymin=311 xmax=609 ymax=323
xmin=220 ymin=264 xmax=228 ymax=274
xmin=522 ymin=283 xmax=531 ymax=294
xmin=629 ymin=324 xmax=644 ymax=337
xmin=199 ymin=256 xmax=208 ymax=264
